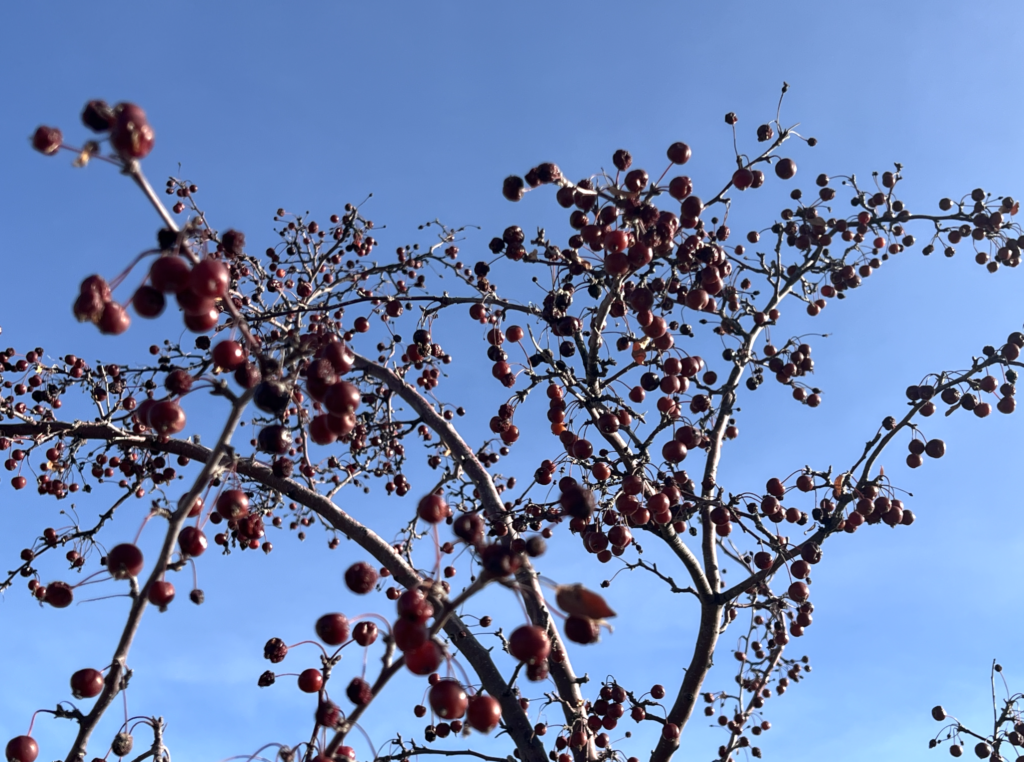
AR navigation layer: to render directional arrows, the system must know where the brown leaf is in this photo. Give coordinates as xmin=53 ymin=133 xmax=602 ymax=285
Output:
xmin=555 ymin=583 xmax=616 ymax=619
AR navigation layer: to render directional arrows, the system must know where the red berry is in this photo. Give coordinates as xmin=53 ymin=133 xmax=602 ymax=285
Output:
xmin=43 ymin=581 xmax=73 ymax=608
xmin=774 ymin=158 xmax=797 ymax=180
xmin=321 ymin=342 xmax=355 ymax=377
xmin=732 ymin=168 xmax=754 ymax=190
xmin=429 ymin=679 xmax=468 ymax=719
xmin=216 ymin=489 xmax=250 ymax=520
xmin=788 ymin=581 xmax=809 ymax=602
xmin=393 ymin=618 xmax=428 ymax=651
xmin=98 ymin=302 xmax=131 ymax=335
xmin=73 ymin=290 xmax=106 ymax=323
xmin=508 ymin=625 xmax=551 ymax=665
xmin=502 ymin=176 xmax=525 ymax=202
xmin=147 ymin=399 xmax=186 ymax=435
xmin=176 ymin=287 xmax=215 ymax=318
xmin=212 ymin=339 xmax=246 ymax=370
xmin=667 ymin=142 xmax=691 ymax=164
xmin=324 ymin=381 xmax=361 ymax=415
xmin=107 ymin=544 xmax=144 ymax=579
xmin=681 ymin=195 xmax=703 ymax=219
xmin=397 ymin=588 xmax=433 ymax=622
xmin=604 ymin=230 xmax=629 ymax=254
xmin=149 ymin=256 xmax=192 ymax=293
xmin=163 ymin=369 xmax=194 ymax=395
xmin=131 ymin=286 xmax=165 ymax=318
xmin=353 ymin=621 xmax=378 ymax=647
xmin=178 ymin=526 xmax=207 ymax=558
xmin=316 ymin=698 xmax=341 ymax=727
xmin=404 ymin=639 xmax=443 ymax=675
xmin=297 ymin=668 xmax=323 ymax=693
xmin=466 ymin=695 xmax=502 ymax=733
xmin=668 ymin=176 xmax=693 ymax=201
xmin=345 ymin=562 xmax=379 ymax=594
xmin=80 ymin=274 xmax=111 ymax=300
xmin=315 ymin=613 xmax=350 ymax=646
xmin=307 ymin=415 xmax=337 ymax=445
xmin=5 ymin=736 xmax=38 ymax=762
xmin=256 ymin=424 xmax=292 ymax=454
xmin=624 ymin=169 xmax=649 ymax=193
xmin=70 ymin=668 xmax=104 ymax=699
xmin=417 ymin=493 xmax=450 ymax=524
xmin=147 ymin=580 xmax=175 ymax=609
xmin=563 ymin=615 xmax=600 ymax=644
xmin=453 ymin=513 xmax=485 ymax=545
xmin=189 ymin=259 xmax=230 ymax=299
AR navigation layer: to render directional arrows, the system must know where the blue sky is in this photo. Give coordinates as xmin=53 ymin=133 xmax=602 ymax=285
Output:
xmin=2 ymin=2 xmax=1024 ymax=760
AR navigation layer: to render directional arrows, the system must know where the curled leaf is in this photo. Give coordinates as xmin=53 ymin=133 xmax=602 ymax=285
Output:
xmin=555 ymin=583 xmax=616 ymax=620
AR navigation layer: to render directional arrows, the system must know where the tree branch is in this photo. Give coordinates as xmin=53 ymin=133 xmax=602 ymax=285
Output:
xmin=62 ymin=388 xmax=253 ymax=762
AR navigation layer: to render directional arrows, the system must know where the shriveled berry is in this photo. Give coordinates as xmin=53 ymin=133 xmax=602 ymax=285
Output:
xmin=264 ymin=637 xmax=288 ymax=663
xmin=32 ymin=126 xmax=62 ymax=156
xmin=110 ymin=103 xmax=155 ymax=159
xmin=81 ymin=100 xmax=114 ymax=132
xmin=347 ymin=677 xmax=373 ymax=705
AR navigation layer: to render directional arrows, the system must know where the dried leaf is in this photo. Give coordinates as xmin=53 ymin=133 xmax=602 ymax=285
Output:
xmin=555 ymin=583 xmax=616 ymax=619
xmin=72 ymin=140 xmax=100 ymax=168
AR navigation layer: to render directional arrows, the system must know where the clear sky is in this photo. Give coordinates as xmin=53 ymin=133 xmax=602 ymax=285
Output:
xmin=2 ymin=2 xmax=1023 ymax=761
